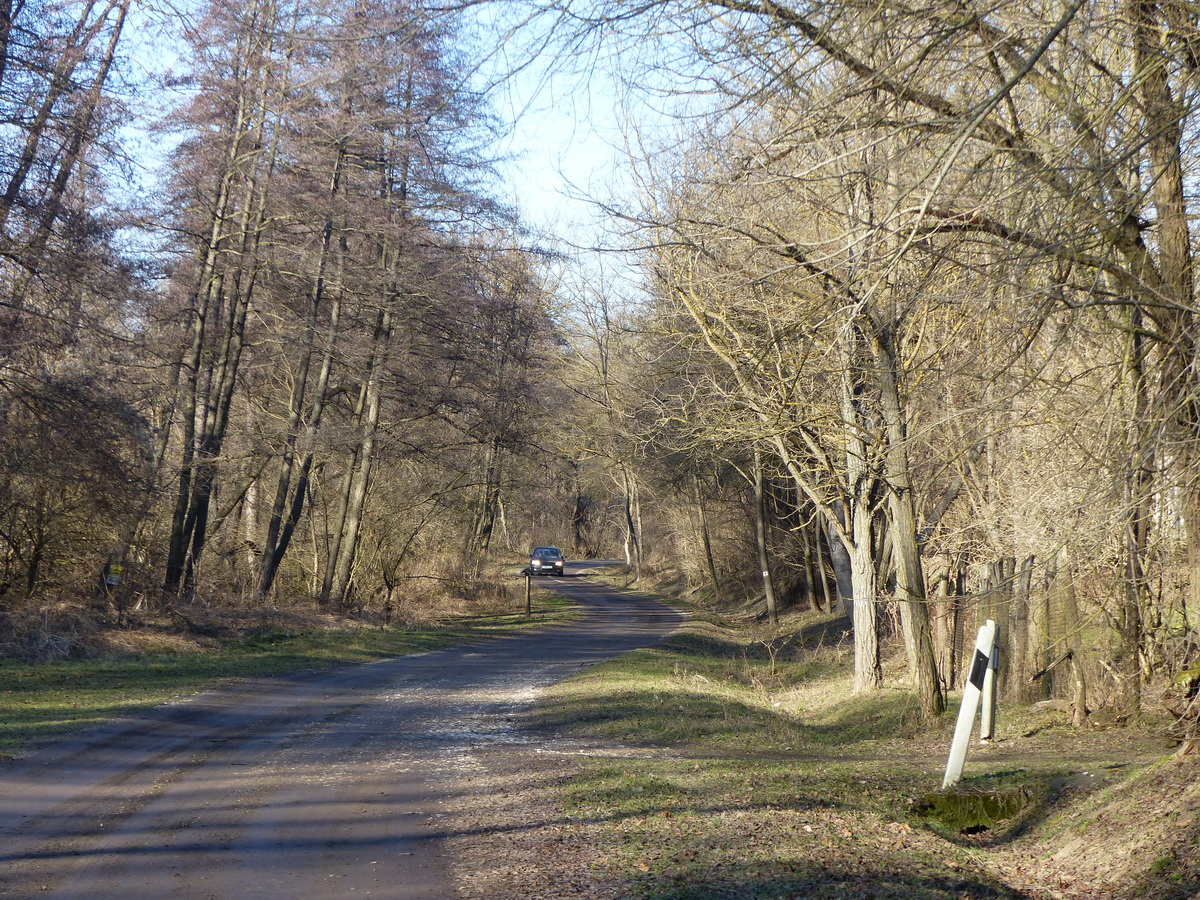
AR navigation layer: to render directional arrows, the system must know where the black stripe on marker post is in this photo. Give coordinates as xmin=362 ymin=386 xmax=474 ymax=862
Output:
xmin=968 ymin=648 xmax=989 ymax=691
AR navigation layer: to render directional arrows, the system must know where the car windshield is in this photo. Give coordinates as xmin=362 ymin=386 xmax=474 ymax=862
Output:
xmin=532 ymin=547 xmax=562 ymax=558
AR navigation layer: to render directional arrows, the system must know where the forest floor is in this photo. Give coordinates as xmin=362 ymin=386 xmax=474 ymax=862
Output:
xmin=443 ymin=721 xmax=1197 ymax=900
xmin=439 ymin=598 xmax=1199 ymax=900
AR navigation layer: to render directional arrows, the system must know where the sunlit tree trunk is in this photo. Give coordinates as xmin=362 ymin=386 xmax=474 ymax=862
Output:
xmin=165 ymin=0 xmax=286 ymax=594
xmin=623 ymin=466 xmax=642 ymax=576
xmin=754 ymin=445 xmax=779 ymax=625
xmin=695 ymin=473 xmax=720 ymax=596
xmin=258 ymin=282 xmax=342 ymax=596
xmin=324 ymin=308 xmax=393 ymax=607
xmin=1132 ymin=0 xmax=1199 ymax=638
xmin=840 ymin=329 xmax=881 ymax=692
xmin=873 ymin=322 xmax=943 ymax=715
xmin=1118 ymin=302 xmax=1151 ymax=716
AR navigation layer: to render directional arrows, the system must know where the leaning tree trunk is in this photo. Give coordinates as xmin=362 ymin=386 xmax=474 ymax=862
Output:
xmin=258 ymin=291 xmax=340 ymax=596
xmin=874 ymin=327 xmax=943 ymax=716
xmin=0 ymin=0 xmax=129 ymax=242
xmin=258 ymin=147 xmax=346 ymax=597
xmin=325 ymin=308 xmax=391 ymax=607
xmin=618 ymin=466 xmax=642 ymax=576
xmin=165 ymin=0 xmax=286 ymax=595
xmin=15 ymin=0 xmax=129 ymax=279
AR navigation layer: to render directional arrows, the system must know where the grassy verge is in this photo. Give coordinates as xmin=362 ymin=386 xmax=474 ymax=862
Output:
xmin=529 ymin=604 xmax=1173 ymax=900
xmin=0 ymin=593 xmax=575 ymax=759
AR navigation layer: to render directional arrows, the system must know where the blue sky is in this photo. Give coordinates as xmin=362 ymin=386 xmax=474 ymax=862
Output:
xmin=480 ymin=14 xmax=631 ymax=247
xmin=119 ymin=1 xmax=647 ymax=279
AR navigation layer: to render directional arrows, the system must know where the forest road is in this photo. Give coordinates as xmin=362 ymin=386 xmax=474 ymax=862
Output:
xmin=0 ymin=563 xmax=682 ymax=899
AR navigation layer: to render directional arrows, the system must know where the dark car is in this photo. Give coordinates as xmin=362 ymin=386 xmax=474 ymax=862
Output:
xmin=526 ymin=546 xmax=566 ymax=576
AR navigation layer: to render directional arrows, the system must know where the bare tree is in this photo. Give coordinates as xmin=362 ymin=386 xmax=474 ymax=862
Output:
xmin=528 ymin=0 xmax=1200 ymax=712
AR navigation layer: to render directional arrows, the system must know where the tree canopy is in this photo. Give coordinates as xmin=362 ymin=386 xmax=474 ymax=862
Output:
xmin=1 ymin=0 xmax=1198 ymax=730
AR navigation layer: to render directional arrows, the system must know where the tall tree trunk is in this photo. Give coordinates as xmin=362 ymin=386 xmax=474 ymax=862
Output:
xmin=801 ymin=515 xmax=820 ymax=612
xmin=695 ymin=474 xmax=720 ymax=597
xmin=326 ymin=309 xmax=391 ymax=607
xmin=819 ymin=513 xmax=850 ymax=614
xmin=754 ymin=446 xmax=779 ymax=625
xmin=875 ymin=314 xmax=943 ymax=713
xmin=1049 ymin=546 xmax=1088 ymax=727
xmin=1133 ymin=0 xmax=1196 ymax=659
xmin=1030 ymin=555 xmax=1052 ymax=702
xmin=623 ymin=466 xmax=642 ymax=577
xmin=1012 ymin=554 xmax=1035 ymax=702
xmin=837 ymin=309 xmax=882 ymax=692
xmin=165 ymin=0 xmax=285 ymax=595
xmin=931 ymin=567 xmax=953 ymax=691
xmin=181 ymin=171 xmax=270 ymax=592
xmin=841 ymin=331 xmax=881 ymax=691
xmin=258 ymin=293 xmax=340 ymax=596
xmin=467 ymin=435 xmax=503 ymax=564
xmin=258 ymin=147 xmax=345 ymax=597
xmin=1118 ymin=302 xmax=1151 ymax=716
xmin=848 ymin=497 xmax=880 ymax=691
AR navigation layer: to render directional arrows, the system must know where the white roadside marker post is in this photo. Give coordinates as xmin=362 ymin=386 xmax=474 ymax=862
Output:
xmin=980 ymin=623 xmax=1000 ymax=742
xmin=942 ymin=619 xmax=998 ymax=790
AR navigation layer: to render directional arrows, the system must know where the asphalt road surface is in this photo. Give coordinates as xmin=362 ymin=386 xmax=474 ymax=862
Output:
xmin=0 ymin=562 xmax=682 ymax=899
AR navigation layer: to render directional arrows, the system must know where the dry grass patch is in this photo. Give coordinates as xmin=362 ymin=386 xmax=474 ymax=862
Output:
xmin=517 ymin=605 xmax=1188 ymax=900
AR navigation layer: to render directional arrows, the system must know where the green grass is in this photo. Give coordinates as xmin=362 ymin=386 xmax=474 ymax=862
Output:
xmin=527 ymin=607 xmax=1153 ymax=899
xmin=0 ymin=596 xmax=576 ymax=758
xmin=534 ymin=613 xmax=936 ymax=755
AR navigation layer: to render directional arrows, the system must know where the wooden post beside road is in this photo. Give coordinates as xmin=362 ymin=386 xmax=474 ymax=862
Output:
xmin=525 ymin=572 xmax=531 ymax=617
